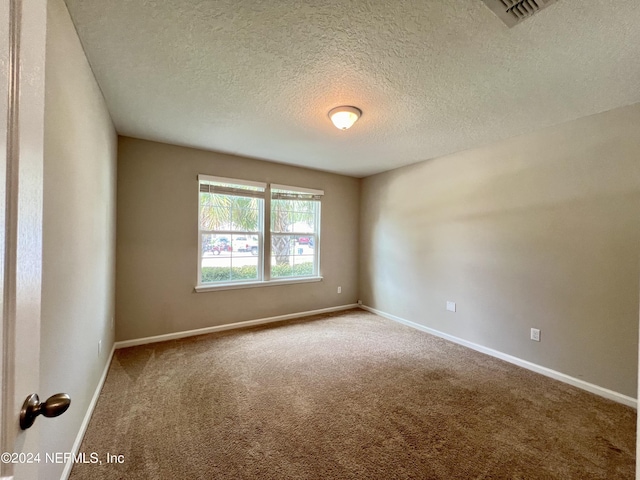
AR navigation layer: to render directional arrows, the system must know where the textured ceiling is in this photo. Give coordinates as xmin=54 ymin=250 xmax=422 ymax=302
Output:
xmin=63 ymin=0 xmax=640 ymax=177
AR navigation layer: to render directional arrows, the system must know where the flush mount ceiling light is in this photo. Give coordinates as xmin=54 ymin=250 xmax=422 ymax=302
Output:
xmin=328 ymin=106 xmax=362 ymax=130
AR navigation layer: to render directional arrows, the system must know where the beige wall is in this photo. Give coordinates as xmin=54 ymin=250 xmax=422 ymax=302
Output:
xmin=360 ymin=104 xmax=640 ymax=398
xmin=116 ymin=137 xmax=359 ymax=341
xmin=40 ymin=0 xmax=117 ymax=478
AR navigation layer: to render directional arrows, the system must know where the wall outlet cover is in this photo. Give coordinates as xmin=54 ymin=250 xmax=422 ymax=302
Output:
xmin=530 ymin=328 xmax=541 ymax=342
xmin=446 ymin=301 xmax=456 ymax=312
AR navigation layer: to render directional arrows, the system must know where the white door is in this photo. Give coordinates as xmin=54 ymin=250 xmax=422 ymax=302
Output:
xmin=1 ymin=1 xmax=47 ymax=479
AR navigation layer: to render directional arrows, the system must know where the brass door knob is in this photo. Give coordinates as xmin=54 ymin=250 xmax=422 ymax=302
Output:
xmin=20 ymin=393 xmax=71 ymax=430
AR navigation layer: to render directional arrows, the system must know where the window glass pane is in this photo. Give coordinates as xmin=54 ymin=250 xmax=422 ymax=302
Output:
xmin=201 ymin=242 xmax=260 ymax=283
xmin=201 ymin=248 xmax=232 ymax=283
xmin=231 ymin=234 xmax=259 ymax=256
xmin=202 ymin=234 xmax=231 ymax=256
xmin=200 ymin=192 xmax=212 ymax=206
xmin=271 ymin=233 xmax=292 ymax=261
xmin=229 ymin=196 xmax=259 ymax=231
xmin=271 ymin=198 xmax=317 ymax=233
xmin=271 ymin=261 xmax=293 ymax=278
xmin=200 ymin=193 xmax=260 ymax=233
xmin=230 ymin=256 xmax=258 ymax=281
xmin=270 ymin=234 xmax=315 ymax=278
xmin=201 ymin=233 xmax=260 ymax=284
xmin=229 ymin=233 xmax=259 ymax=281
xmin=293 ymin=234 xmax=315 ymax=249
xmin=270 ymin=199 xmax=286 ymax=232
xmin=200 ymin=205 xmax=231 ymax=231
xmin=293 ymin=210 xmax=315 ymax=232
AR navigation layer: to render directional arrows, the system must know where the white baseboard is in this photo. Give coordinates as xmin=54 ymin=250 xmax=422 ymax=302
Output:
xmin=114 ymin=304 xmax=359 ymax=349
xmin=60 ymin=344 xmax=116 ymax=480
xmin=360 ymin=305 xmax=637 ymax=409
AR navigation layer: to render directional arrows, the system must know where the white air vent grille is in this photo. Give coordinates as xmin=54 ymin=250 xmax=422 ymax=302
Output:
xmin=481 ymin=0 xmax=558 ymax=27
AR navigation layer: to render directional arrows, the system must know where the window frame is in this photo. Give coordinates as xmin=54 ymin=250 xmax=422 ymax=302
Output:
xmin=196 ymin=175 xmax=323 ymax=291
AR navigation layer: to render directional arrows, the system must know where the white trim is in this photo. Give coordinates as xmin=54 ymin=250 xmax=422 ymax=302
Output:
xmin=60 ymin=345 xmax=115 ymax=480
xmin=1 ymin=2 xmax=21 ymax=477
xmin=637 ymin=286 xmax=640 ymax=479
xmin=360 ymin=305 xmax=637 ymax=409
xmin=315 ymin=203 xmax=321 ymax=277
xmin=271 ymin=184 xmax=324 ymax=196
xmin=198 ymin=174 xmax=266 ymax=189
xmin=115 ymin=304 xmax=358 ymax=349
xmin=195 ymin=276 xmax=322 ymax=292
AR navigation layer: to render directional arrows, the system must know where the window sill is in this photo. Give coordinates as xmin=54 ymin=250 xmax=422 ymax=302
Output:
xmin=195 ymin=276 xmax=323 ymax=293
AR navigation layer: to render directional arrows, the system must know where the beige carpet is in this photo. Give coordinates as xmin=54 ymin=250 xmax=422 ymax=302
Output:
xmin=70 ymin=309 xmax=635 ymax=479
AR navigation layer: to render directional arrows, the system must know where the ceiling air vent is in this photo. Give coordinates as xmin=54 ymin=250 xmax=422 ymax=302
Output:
xmin=481 ymin=0 xmax=558 ymax=27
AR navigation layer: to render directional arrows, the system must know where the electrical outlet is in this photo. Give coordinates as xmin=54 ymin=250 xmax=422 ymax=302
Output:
xmin=98 ymin=340 xmax=102 ymax=356
xmin=337 ymin=286 xmax=342 ymax=294
xmin=357 ymin=300 xmax=362 ymax=305
xmin=530 ymin=328 xmax=541 ymax=342
xmin=446 ymin=301 xmax=456 ymax=312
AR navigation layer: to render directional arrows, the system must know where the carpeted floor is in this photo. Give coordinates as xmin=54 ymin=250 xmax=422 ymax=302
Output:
xmin=70 ymin=309 xmax=636 ymax=479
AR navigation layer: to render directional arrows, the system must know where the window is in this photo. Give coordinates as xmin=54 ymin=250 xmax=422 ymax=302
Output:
xmin=198 ymin=176 xmax=265 ymax=284
xmin=271 ymin=185 xmax=321 ymax=279
xmin=197 ymin=175 xmax=322 ymax=289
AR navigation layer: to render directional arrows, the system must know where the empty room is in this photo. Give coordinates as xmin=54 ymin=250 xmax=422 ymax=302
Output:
xmin=2 ymin=0 xmax=640 ymax=479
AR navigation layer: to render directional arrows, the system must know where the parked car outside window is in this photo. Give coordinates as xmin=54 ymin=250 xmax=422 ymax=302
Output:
xmin=232 ymin=236 xmax=258 ymax=255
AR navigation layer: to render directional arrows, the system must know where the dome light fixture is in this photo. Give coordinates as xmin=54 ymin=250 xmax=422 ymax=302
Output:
xmin=328 ymin=106 xmax=362 ymax=130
